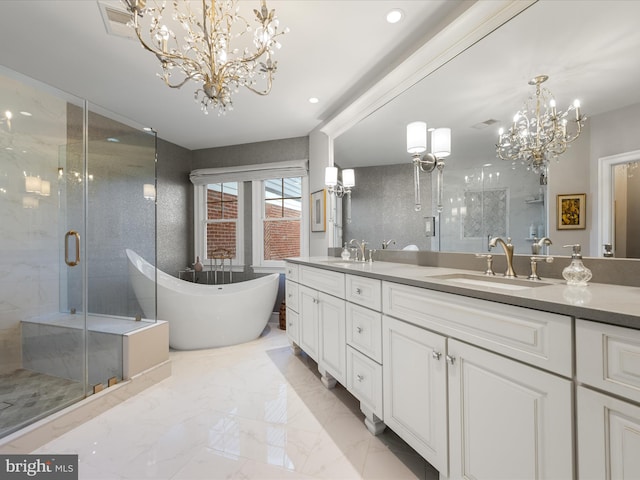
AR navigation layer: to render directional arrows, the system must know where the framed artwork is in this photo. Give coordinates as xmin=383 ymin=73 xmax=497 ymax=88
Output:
xmin=311 ymin=189 xmax=326 ymax=232
xmin=557 ymin=193 xmax=586 ymax=230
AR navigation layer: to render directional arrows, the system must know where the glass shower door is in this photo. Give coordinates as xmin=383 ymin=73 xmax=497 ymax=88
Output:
xmin=0 ymin=69 xmax=87 ymax=438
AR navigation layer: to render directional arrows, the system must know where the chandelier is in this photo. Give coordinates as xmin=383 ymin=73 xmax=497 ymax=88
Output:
xmin=496 ymin=75 xmax=586 ymax=180
xmin=122 ymin=0 xmax=287 ymax=115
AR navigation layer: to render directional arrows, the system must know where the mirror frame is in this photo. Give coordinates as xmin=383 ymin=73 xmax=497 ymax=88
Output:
xmin=320 ymin=0 xmax=535 ymax=249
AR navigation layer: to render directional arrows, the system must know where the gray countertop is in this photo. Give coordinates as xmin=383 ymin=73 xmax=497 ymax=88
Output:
xmin=286 ymin=257 xmax=640 ymax=330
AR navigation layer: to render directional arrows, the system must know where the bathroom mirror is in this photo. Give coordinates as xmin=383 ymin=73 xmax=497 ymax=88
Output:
xmin=334 ymin=0 xmax=640 ymax=258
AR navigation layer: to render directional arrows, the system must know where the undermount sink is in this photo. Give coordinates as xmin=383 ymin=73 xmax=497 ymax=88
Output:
xmin=429 ymin=273 xmax=551 ymax=291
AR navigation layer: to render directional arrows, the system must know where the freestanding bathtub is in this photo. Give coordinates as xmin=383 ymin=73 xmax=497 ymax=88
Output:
xmin=126 ymin=249 xmax=279 ymax=350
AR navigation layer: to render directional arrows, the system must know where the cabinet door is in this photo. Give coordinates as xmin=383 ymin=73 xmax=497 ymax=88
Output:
xmin=578 ymin=386 xmax=640 ymax=480
xmin=318 ymin=292 xmax=346 ymax=385
xmin=382 ymin=315 xmax=448 ymax=474
xmin=448 ymin=339 xmax=573 ymax=480
xmin=298 ymin=285 xmax=319 ymax=361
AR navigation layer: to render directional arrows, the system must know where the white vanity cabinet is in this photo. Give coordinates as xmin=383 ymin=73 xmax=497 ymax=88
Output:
xmin=297 ymin=266 xmax=346 ymax=388
xmin=345 ymin=276 xmax=384 ymax=435
xmin=447 ymin=338 xmax=573 ymax=479
xmin=284 ymin=263 xmax=300 ymax=349
xmin=382 ymin=315 xmax=448 ymax=473
xmin=576 ymin=319 xmax=640 ymax=479
xmin=381 ymin=281 xmax=574 ymax=480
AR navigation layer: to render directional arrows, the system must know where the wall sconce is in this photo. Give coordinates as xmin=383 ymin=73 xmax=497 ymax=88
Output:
xmin=143 ymin=183 xmax=156 ymax=201
xmin=407 ymin=122 xmax=451 ymax=212
xmin=325 ymin=166 xmax=355 ymax=223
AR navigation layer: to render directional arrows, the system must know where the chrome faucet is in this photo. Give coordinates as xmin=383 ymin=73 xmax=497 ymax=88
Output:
xmin=532 ymin=236 xmax=552 ymax=255
xmin=382 ymin=239 xmax=396 ymax=249
xmin=488 ymin=236 xmax=517 ymax=278
xmin=349 ymin=239 xmax=367 ymax=262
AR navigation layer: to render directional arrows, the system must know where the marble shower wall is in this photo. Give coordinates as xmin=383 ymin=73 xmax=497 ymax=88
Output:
xmin=0 ymin=73 xmax=70 ymax=374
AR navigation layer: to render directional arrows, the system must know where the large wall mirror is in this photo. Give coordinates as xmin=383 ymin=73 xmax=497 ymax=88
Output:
xmin=334 ymin=0 xmax=640 ymax=258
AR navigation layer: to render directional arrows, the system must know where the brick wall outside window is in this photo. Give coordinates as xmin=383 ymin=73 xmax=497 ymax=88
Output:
xmin=205 ymin=184 xmax=301 ymax=261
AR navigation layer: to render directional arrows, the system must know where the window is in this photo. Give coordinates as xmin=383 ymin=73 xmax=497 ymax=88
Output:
xmin=194 ymin=182 xmax=244 ymax=267
xmin=253 ymin=176 xmax=308 ymax=270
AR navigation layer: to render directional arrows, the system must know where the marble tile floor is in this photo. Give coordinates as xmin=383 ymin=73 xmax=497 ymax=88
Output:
xmin=0 ymin=370 xmax=84 ymax=438
xmin=32 ymin=326 xmax=439 ymax=479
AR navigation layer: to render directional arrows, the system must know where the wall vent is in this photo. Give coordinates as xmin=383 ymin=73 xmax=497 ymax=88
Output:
xmin=98 ymin=2 xmax=135 ymax=40
xmin=471 ymin=119 xmax=499 ymax=130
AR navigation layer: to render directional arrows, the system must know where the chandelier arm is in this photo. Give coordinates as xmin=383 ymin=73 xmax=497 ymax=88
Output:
xmin=244 ymin=73 xmax=274 ymax=96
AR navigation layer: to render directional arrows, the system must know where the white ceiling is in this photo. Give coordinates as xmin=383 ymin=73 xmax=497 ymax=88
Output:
xmin=0 ymin=0 xmax=468 ymax=151
xmin=334 ymin=0 xmax=640 ymax=169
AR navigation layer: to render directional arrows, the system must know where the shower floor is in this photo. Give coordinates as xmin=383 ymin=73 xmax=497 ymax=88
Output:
xmin=0 ymin=369 xmax=84 ymax=438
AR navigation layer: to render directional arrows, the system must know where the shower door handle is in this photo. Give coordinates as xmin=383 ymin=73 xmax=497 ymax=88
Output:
xmin=65 ymin=230 xmax=80 ymax=267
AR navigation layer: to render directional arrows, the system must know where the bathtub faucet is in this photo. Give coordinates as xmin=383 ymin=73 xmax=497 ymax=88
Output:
xmin=349 ymin=239 xmax=367 ymax=262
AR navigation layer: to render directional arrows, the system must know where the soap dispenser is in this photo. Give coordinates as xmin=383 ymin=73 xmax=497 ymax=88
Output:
xmin=341 ymin=243 xmax=351 ymax=260
xmin=562 ymin=244 xmax=592 ymax=286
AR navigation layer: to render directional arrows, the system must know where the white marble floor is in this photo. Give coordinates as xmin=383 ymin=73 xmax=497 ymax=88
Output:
xmin=34 ymin=325 xmax=438 ymax=480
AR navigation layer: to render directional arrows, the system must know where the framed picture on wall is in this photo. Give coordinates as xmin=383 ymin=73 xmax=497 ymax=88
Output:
xmin=311 ymin=189 xmax=326 ymax=232
xmin=557 ymin=193 xmax=586 ymax=230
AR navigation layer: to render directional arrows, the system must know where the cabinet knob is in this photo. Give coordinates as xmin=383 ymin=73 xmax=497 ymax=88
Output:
xmin=356 ymin=326 xmax=363 ymax=333
xmin=356 ymin=374 xmax=364 ymax=382
xmin=288 ymin=293 xmax=292 ymax=298
xmin=432 ymin=351 xmax=442 ymax=360
xmin=355 ymin=288 xmax=362 ymax=295
xmin=288 ymin=322 xmax=293 ymax=326
xmin=446 ymin=355 xmax=456 ymax=365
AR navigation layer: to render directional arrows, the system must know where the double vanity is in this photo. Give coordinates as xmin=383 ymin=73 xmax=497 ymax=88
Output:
xmin=284 ymin=256 xmax=640 ymax=479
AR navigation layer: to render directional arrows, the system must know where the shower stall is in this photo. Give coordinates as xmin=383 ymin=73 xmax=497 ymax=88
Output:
xmin=0 ymin=67 xmax=158 ymax=439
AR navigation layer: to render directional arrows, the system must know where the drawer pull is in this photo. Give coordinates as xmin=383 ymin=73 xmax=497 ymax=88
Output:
xmin=356 ymin=288 xmax=362 ymax=295
xmin=356 ymin=374 xmax=364 ymax=382
xmin=356 ymin=326 xmax=363 ymax=333
xmin=446 ymin=355 xmax=456 ymax=365
xmin=432 ymin=351 xmax=442 ymax=360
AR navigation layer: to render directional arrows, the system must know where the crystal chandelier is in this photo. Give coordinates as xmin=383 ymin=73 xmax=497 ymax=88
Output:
xmin=496 ymin=75 xmax=586 ymax=181
xmin=122 ymin=0 xmax=287 ymax=115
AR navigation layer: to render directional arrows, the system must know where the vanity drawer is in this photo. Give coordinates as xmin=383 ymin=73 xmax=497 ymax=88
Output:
xmin=576 ymin=319 xmax=640 ymax=403
xmin=346 ymin=303 xmax=382 ymax=363
xmin=285 ymin=280 xmax=299 ymax=313
xmin=286 ymin=307 xmax=299 ymax=345
xmin=299 ymin=266 xmax=345 ymax=299
xmin=285 ymin=262 xmax=299 ymax=283
xmin=346 ymin=274 xmax=381 ymax=311
xmin=382 ymin=281 xmax=572 ymax=376
xmin=347 ymin=345 xmax=383 ymax=419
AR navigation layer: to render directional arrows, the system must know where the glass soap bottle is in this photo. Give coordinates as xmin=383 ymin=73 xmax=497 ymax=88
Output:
xmin=562 ymin=244 xmax=592 ymax=286
xmin=341 ymin=243 xmax=351 ymax=260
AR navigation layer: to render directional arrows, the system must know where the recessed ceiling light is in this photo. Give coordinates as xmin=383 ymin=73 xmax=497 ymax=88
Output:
xmin=308 ymin=97 xmax=319 ymax=104
xmin=20 ymin=111 xmax=32 ymax=117
xmin=107 ymin=137 xmax=120 ymax=143
xmin=386 ymin=9 xmax=404 ymax=24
